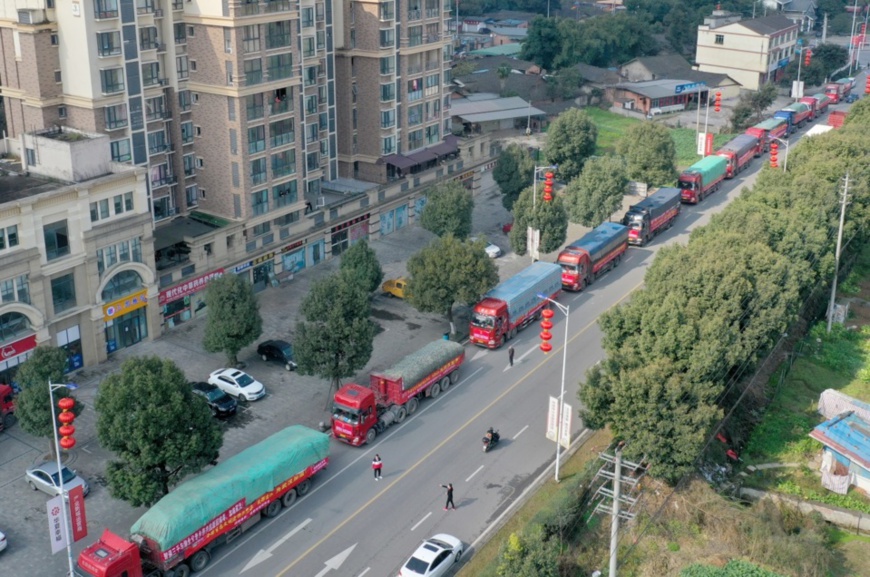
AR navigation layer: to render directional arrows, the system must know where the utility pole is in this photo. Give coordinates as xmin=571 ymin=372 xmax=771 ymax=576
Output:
xmin=827 ymin=173 xmax=850 ymax=333
xmin=822 ymin=12 xmax=828 ymax=44
xmin=608 ymin=443 xmax=624 ymax=577
xmin=849 ymin=0 xmax=860 ymax=75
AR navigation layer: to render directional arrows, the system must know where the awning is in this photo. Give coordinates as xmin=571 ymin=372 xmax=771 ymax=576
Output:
xmin=381 ymin=154 xmax=416 ymax=170
xmin=407 ymin=149 xmax=438 ymax=163
xmin=428 ymin=135 xmax=460 ymax=156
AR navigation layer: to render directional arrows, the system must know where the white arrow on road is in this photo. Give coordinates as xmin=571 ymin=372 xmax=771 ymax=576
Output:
xmin=314 ymin=544 xmax=357 ymax=577
xmin=241 ymin=518 xmax=312 ymax=573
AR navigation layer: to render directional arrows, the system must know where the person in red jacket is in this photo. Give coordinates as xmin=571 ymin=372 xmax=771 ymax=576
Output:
xmin=372 ymin=454 xmax=383 ymax=480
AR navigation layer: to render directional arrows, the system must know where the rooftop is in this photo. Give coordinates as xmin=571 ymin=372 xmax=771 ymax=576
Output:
xmin=154 ymin=216 xmax=221 ymax=251
xmin=613 ymin=79 xmax=707 ymax=99
xmin=0 ymin=159 xmax=67 ymax=205
xmin=469 ymin=43 xmax=522 ymax=57
xmin=735 ymin=14 xmax=798 ymax=35
xmin=810 ymin=411 xmax=870 ymax=471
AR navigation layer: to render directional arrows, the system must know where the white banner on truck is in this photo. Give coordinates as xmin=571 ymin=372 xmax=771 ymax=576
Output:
xmin=47 ymin=495 xmax=68 ymax=554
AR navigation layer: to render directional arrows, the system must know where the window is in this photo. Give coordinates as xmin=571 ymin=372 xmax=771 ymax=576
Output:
xmin=55 ymin=70 xmax=62 ymax=83
xmin=110 ymin=139 xmax=131 ymax=162
xmin=97 ymin=31 xmax=122 ymax=56
xmin=51 ymin=33 xmax=58 ymax=45
xmin=248 ymin=125 xmax=266 ymax=153
xmin=104 ymin=104 xmax=127 ymax=130
xmin=382 ymin=135 xmax=396 ymax=155
xmin=408 ymin=103 xmax=423 ymax=126
xmin=305 ymin=95 xmax=318 ymax=114
xmin=252 ymin=189 xmax=269 ymax=215
xmin=426 ymin=123 xmax=439 ymax=144
xmin=244 ymin=59 xmax=262 ymax=85
xmin=183 ymin=153 xmax=196 ymax=176
xmin=243 ymin=24 xmax=260 ymax=53
xmin=139 ymin=27 xmax=158 ymax=50
xmin=142 ymin=62 xmax=160 ymax=86
xmin=174 ymin=22 xmax=186 ymax=44
xmin=379 ymin=29 xmax=395 ymax=48
xmin=100 ymin=68 xmax=124 ymax=94
xmin=408 ymin=128 xmax=423 ymax=150
xmin=301 ymin=6 xmax=314 ymax=27
xmin=0 ymin=225 xmax=20 ymax=251
xmin=268 ymin=53 xmax=293 ymax=80
xmin=302 ymin=36 xmax=315 ymax=58
xmin=425 ymin=23 xmax=439 ymax=43
xmin=425 ymin=72 xmax=439 ymax=95
xmin=246 ymin=93 xmax=264 ymax=120
xmin=177 ymin=56 xmax=189 ymax=79
xmin=90 ymin=199 xmax=110 ymax=222
xmin=267 ymin=20 xmax=291 ymax=49
xmin=115 ymin=192 xmax=134 ymax=214
xmin=58 ymin=106 xmax=67 ymax=119
xmin=0 ymin=275 xmax=29 ymax=304
xmin=148 ymin=130 xmax=168 ymax=154
xmin=306 ymin=151 xmax=320 ymax=171
xmin=715 ymin=34 xmax=724 ymax=45
xmin=379 ymin=1 xmax=394 ymax=20
xmin=44 ymin=220 xmax=70 ymax=261
xmin=251 ymin=222 xmax=271 ymax=236
xmin=381 ymin=82 xmax=395 ymax=102
xmin=186 ymin=185 xmax=198 ymax=207
xmin=94 ymin=0 xmax=119 ymax=18
xmin=380 ymin=56 xmax=395 ymax=75
xmin=409 ymin=25 xmax=423 ymax=47
xmin=178 ymin=89 xmax=192 ymax=111
xmin=251 ymin=158 xmax=267 ymax=185
xmin=271 ymin=150 xmax=296 ymax=177
xmin=381 ymin=109 xmax=395 ymax=128
xmin=25 ymin=148 xmax=36 ymax=166
xmin=407 ymin=77 xmax=422 ymax=101
xmin=270 ymin=118 xmax=294 ymax=147
xmin=273 ymin=180 xmax=297 ymax=208
xmin=306 ymin=123 xmax=318 ymax=143
xmin=181 ymin=121 xmax=194 ymax=144
xmin=96 ymin=238 xmax=143 ymax=275
xmin=52 ymin=274 xmax=76 ymax=314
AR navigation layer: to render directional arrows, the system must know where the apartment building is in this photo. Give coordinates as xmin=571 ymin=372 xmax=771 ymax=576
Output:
xmin=0 ymin=127 xmax=157 ymax=383
xmin=696 ymin=12 xmax=799 ymax=91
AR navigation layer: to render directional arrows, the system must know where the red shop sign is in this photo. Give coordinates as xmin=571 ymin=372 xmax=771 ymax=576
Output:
xmin=0 ymin=334 xmax=38 ymax=361
xmin=159 ymin=269 xmax=225 ymax=305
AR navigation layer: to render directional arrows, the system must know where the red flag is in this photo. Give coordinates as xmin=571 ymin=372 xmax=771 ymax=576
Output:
xmin=69 ymin=485 xmax=88 ymax=542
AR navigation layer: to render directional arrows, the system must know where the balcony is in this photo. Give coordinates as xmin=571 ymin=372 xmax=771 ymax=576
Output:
xmin=241 ymin=1 xmax=260 ymax=16
xmin=151 ymin=174 xmax=178 ymax=188
xmin=427 ymin=34 xmax=441 ymax=43
xmin=98 ymin=46 xmax=122 ymax=58
xmin=141 ymin=40 xmax=160 ymax=51
xmin=105 ymin=118 xmax=128 ymax=131
xmin=136 ymin=1 xmax=155 ymax=15
xmin=266 ymin=0 xmax=291 ymax=12
xmin=426 ymin=8 xmax=439 ymax=18
xmin=426 ymin=60 xmax=439 ymax=71
xmin=149 ymin=143 xmax=170 ymax=156
xmin=146 ymin=110 xmax=168 ymax=122
xmin=271 ymin=132 xmax=294 ymax=148
xmin=407 ymin=9 xmax=421 ymax=20
xmin=245 ymin=71 xmax=263 ymax=86
xmin=269 ymin=98 xmax=291 ymax=115
xmin=407 ymin=64 xmax=422 ymax=74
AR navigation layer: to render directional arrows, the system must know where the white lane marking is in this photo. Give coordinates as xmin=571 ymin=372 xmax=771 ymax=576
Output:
xmin=513 ymin=425 xmax=529 ymax=440
xmin=411 ymin=512 xmax=432 ymax=531
xmin=241 ymin=518 xmax=312 ymax=572
xmin=472 ymin=349 xmax=488 ymax=361
xmin=357 ymin=569 xmax=371 ymax=577
xmin=465 ymin=465 xmax=484 ymax=483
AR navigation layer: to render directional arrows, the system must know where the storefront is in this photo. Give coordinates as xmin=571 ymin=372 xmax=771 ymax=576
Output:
xmin=56 ymin=326 xmax=83 ymax=373
xmin=380 ymin=204 xmax=409 ymax=237
xmin=159 ymin=269 xmax=224 ymax=328
xmin=104 ymin=289 xmax=149 ymax=354
xmin=0 ymin=333 xmax=37 ymax=385
xmin=454 ymin=169 xmax=475 ymax=190
xmin=330 ymin=213 xmax=370 ymax=257
xmin=280 ymin=240 xmax=306 ymax=274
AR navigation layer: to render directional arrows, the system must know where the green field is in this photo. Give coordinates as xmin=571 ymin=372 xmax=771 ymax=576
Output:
xmin=671 ymin=128 xmax=738 ymax=169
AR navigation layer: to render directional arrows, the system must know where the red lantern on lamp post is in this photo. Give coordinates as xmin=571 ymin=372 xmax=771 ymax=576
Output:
xmin=543 ymin=172 xmax=554 ymax=202
xmin=714 ymin=91 xmax=721 ymax=113
xmin=865 ymin=76 xmax=870 ymax=95
xmin=769 ymin=141 xmax=778 ymax=169
xmin=539 ymin=308 xmax=554 ymax=353
xmin=804 ymin=49 xmax=812 ymax=67
xmin=58 ymin=397 xmax=77 ymax=450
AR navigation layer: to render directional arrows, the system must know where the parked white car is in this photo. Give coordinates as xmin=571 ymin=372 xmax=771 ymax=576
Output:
xmin=398 ymin=534 xmax=463 ymax=577
xmin=208 ymin=368 xmax=266 ymax=401
xmin=25 ymin=462 xmax=90 ymax=497
xmin=470 ymin=236 xmax=502 ymax=258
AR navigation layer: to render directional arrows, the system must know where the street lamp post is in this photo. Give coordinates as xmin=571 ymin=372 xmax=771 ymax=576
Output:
xmin=49 ymin=380 xmax=78 ymax=577
xmin=769 ymin=135 xmax=790 ymax=172
xmin=537 ymin=294 xmax=570 ymax=483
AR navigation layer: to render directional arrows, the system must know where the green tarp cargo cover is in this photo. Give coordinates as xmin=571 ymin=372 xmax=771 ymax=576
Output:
xmin=376 ymin=339 xmax=464 ymax=391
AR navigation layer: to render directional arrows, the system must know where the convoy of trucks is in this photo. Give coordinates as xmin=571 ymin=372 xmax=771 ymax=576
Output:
xmin=76 ymin=425 xmax=329 ymax=577
xmin=557 ymin=223 xmax=630 ymax=289
xmin=470 ymin=261 xmax=562 ymax=348
xmin=622 ymin=188 xmax=682 ymax=247
xmin=800 ymin=94 xmax=830 ymax=119
xmin=745 ymin=117 xmax=789 ymax=152
xmin=774 ymin=102 xmax=813 ymax=134
xmin=715 ymin=134 xmax=762 ymax=178
xmin=825 ymin=79 xmax=854 ymax=104
xmin=332 ymin=339 xmax=465 ymax=445
xmin=678 ymin=155 xmax=728 ymax=203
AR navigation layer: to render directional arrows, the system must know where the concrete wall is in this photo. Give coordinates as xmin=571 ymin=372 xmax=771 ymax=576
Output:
xmin=740 ymin=487 xmax=870 ymax=535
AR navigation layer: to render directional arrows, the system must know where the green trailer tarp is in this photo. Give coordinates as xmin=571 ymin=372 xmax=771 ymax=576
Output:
xmin=131 ymin=425 xmax=329 ymax=552
xmin=376 ymin=339 xmax=464 ymax=391
xmin=687 ymin=155 xmax=727 ymax=182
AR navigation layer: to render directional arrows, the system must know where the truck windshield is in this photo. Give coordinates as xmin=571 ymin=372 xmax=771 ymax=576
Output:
xmin=333 ymin=405 xmax=360 ymax=425
xmin=471 ymin=312 xmax=494 ymax=329
xmin=626 ymin=215 xmax=643 ymax=230
xmin=678 ymin=180 xmax=695 ymax=190
xmin=560 ymin=263 xmax=578 ymax=274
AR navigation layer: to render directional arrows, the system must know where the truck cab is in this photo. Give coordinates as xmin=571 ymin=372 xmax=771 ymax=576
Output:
xmin=470 ymin=299 xmax=508 ymax=347
xmin=678 ymin=172 xmax=702 ymax=203
xmin=557 ymin=252 xmax=588 ymax=290
xmin=332 ymin=383 xmax=376 ymax=446
xmin=77 ymin=530 xmax=150 ymax=577
xmin=623 ymin=211 xmax=648 ymax=245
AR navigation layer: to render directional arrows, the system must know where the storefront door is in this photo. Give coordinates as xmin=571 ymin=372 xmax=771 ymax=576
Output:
xmin=118 ymin=314 xmax=143 ymax=348
xmin=252 ymin=261 xmax=274 ymax=292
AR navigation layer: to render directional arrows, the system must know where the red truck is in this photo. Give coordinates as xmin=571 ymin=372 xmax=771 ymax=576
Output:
xmin=806 ymin=93 xmax=831 ymax=117
xmin=0 ymin=384 xmax=14 ymax=432
xmin=678 ymin=155 xmax=728 ymax=203
xmin=828 ymin=110 xmax=849 ymax=129
xmin=825 ymin=82 xmax=848 ymax=104
xmin=332 ymin=339 xmax=465 ymax=445
xmin=715 ymin=134 xmax=761 ymax=178
xmin=77 ymin=425 xmax=329 ymax=577
xmin=470 ymin=261 xmax=562 ymax=348
xmin=558 ymin=223 xmax=629 ymax=289
xmin=622 ymin=188 xmax=681 ymax=247
xmin=745 ymin=118 xmax=789 ymax=153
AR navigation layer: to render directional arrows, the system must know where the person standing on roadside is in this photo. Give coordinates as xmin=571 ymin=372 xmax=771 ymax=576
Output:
xmin=440 ymin=483 xmax=456 ymax=510
xmin=508 ymin=345 xmax=515 ymax=367
xmin=372 ymin=454 xmax=383 ymax=480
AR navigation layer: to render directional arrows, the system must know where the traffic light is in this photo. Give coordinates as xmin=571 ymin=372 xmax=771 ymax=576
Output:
xmin=804 ymin=48 xmax=812 ymax=67
xmin=543 ymin=172 xmax=554 ymax=203
xmin=714 ymin=91 xmax=722 ymax=113
xmin=770 ymin=141 xmax=778 ymax=169
xmin=539 ymin=307 xmax=554 ymax=353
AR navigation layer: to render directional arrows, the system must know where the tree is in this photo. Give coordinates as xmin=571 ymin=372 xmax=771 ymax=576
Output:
xmin=564 ymin=155 xmax=629 ymax=227
xmin=497 ymin=63 xmax=512 ymax=93
xmin=829 ymin=12 xmax=854 ymax=35
xmin=407 ymin=235 xmax=499 ymax=333
xmin=95 ymin=356 xmax=222 ymax=507
xmin=616 ymin=122 xmax=677 ymax=186
xmin=508 ymin=185 xmax=569 ymax=256
xmin=202 ymin=273 xmax=263 ymax=366
xmin=544 ymin=108 xmax=598 ymax=182
xmin=14 ymin=347 xmax=84 ymax=458
xmin=493 ymin=143 xmax=535 ymax=211
xmin=294 ymin=271 xmax=376 ymax=402
xmin=339 ymin=239 xmax=384 ymax=294
xmin=731 ymin=83 xmax=778 ymax=130
xmin=419 ymin=180 xmax=474 ymax=239
xmin=496 ymin=526 xmax=560 ymax=577
xmin=520 ymin=16 xmax=562 ymax=70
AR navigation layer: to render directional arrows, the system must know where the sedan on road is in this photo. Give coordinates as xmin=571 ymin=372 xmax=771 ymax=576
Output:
xmin=190 ymin=382 xmax=238 ymax=417
xmin=256 ymin=339 xmax=297 ymax=371
xmin=25 ymin=462 xmax=90 ymax=497
xmin=208 ymin=368 xmax=266 ymax=401
xmin=398 ymin=534 xmax=463 ymax=577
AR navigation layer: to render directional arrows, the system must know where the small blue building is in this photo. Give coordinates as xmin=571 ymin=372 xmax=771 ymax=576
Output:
xmin=809 ymin=411 xmax=870 ymax=494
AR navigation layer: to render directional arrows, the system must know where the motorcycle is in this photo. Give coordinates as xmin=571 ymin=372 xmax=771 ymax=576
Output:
xmin=482 ymin=429 xmax=500 ymax=452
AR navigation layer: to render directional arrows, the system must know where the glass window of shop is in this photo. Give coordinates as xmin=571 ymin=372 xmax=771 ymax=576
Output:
xmin=57 ymin=325 xmax=83 ymax=373
xmin=101 ymin=270 xmax=143 ymax=302
xmin=0 ymin=312 xmax=31 ymax=342
xmin=307 ymin=240 xmax=323 ymax=266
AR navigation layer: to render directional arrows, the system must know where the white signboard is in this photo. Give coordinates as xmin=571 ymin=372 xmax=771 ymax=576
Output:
xmin=559 ymin=402 xmax=572 ymax=449
xmin=696 ymin=132 xmax=707 ymax=156
xmin=47 ymin=495 xmax=68 ymax=554
xmin=792 ymin=80 xmax=804 ymax=99
xmin=527 ymin=227 xmax=541 ymax=261
xmin=546 ymin=396 xmax=559 ymax=442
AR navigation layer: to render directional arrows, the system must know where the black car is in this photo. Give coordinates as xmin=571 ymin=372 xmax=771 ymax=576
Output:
xmin=257 ymin=339 xmax=297 ymax=371
xmin=190 ymin=382 xmax=238 ymax=417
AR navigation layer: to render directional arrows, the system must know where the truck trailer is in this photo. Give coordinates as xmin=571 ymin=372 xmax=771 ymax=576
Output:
xmin=678 ymin=155 xmax=728 ymax=203
xmin=332 ymin=339 xmax=465 ymax=445
xmin=470 ymin=261 xmax=562 ymax=348
xmin=745 ymin=118 xmax=788 ymax=153
xmin=825 ymin=82 xmax=846 ymax=104
xmin=76 ymin=425 xmax=329 ymax=577
xmin=622 ymin=188 xmax=681 ymax=247
xmin=715 ymin=134 xmax=761 ymax=178
xmin=774 ymin=102 xmax=812 ymax=133
xmin=557 ymin=222 xmax=629 ymax=290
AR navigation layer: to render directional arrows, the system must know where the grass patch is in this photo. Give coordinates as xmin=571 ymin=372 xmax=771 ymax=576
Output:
xmin=456 ymin=428 xmax=612 ymax=577
xmin=671 ymin=129 xmax=738 ymax=170
xmin=585 ymin=108 xmax=642 ymax=154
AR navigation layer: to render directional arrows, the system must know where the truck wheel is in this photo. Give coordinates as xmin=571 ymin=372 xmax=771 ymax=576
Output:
xmin=365 ymin=428 xmax=377 ymax=444
xmin=174 ymin=564 xmax=191 ymax=577
xmin=430 ymin=382 xmax=442 ymax=399
xmin=190 ymin=550 xmax=210 ymax=572
xmin=263 ymin=499 xmax=282 ymax=518
xmin=261 ymin=354 xmax=268 ymax=361
xmin=439 ymin=376 xmax=451 ymax=392
xmin=282 ymin=488 xmax=298 ymax=507
xmin=450 ymin=370 xmax=460 ymax=384
xmin=406 ymin=397 xmax=419 ymax=414
xmin=394 ymin=405 xmax=408 ymax=423
xmin=297 ymin=479 xmax=312 ymax=496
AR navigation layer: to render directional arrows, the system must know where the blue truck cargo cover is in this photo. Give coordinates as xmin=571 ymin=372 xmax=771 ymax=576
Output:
xmin=483 ymin=261 xmax=561 ymax=322
xmin=626 ymin=187 xmax=681 ymax=219
xmin=131 ymin=425 xmax=329 ymax=552
xmin=566 ymin=222 xmax=629 ymax=264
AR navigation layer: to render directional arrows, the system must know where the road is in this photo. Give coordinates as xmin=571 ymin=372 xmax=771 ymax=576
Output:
xmin=184 ymin=109 xmax=823 ymax=577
